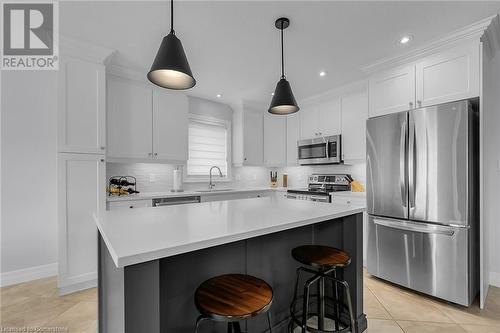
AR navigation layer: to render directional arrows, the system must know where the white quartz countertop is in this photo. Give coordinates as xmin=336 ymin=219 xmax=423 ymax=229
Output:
xmin=106 ymin=187 xmax=287 ymax=202
xmin=96 ymin=196 xmax=365 ymax=268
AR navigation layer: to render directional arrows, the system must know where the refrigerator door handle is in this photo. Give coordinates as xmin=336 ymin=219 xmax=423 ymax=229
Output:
xmin=408 ymin=115 xmax=416 ymax=209
xmin=373 ymin=218 xmax=455 ymax=236
xmin=399 ymin=121 xmax=407 ymax=208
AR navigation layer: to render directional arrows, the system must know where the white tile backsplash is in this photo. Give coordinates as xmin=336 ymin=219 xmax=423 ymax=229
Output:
xmin=106 ymin=162 xmax=366 ymax=193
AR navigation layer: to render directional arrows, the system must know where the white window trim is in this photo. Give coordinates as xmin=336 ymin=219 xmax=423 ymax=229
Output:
xmin=184 ymin=114 xmax=232 ymax=183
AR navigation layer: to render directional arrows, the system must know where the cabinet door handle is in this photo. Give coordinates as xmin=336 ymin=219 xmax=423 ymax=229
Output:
xmin=100 ymin=146 xmax=106 ymax=150
xmin=417 ymin=100 xmax=422 ymax=107
xmin=154 ymin=153 xmax=158 ymax=157
xmin=148 ymin=152 xmax=153 ymax=157
xmin=409 ymin=102 xmax=414 ymax=109
xmin=100 ymin=158 xmax=105 ymax=162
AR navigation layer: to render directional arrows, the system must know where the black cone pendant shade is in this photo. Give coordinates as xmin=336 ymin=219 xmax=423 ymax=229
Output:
xmin=147 ymin=0 xmax=196 ymax=90
xmin=269 ymin=17 xmax=299 ymax=115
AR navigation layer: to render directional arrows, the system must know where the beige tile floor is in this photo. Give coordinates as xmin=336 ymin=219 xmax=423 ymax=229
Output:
xmin=1 ymin=272 xmax=499 ymax=332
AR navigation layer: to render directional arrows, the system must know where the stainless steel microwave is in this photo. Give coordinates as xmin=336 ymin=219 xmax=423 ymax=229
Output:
xmin=297 ymin=135 xmax=342 ymax=165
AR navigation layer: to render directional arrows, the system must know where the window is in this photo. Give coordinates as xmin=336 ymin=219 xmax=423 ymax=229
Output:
xmin=186 ymin=115 xmax=230 ymax=179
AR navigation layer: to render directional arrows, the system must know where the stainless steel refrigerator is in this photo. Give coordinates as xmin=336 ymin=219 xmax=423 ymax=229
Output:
xmin=366 ymin=99 xmax=479 ymax=306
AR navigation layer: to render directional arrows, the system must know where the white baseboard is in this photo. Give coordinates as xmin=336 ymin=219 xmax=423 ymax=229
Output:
xmin=490 ymin=272 xmax=500 ymax=288
xmin=58 ymin=278 xmax=97 ymax=296
xmin=0 ymin=263 xmax=58 ymax=287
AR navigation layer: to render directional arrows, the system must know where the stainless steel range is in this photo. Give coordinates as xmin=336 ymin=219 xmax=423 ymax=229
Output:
xmin=286 ymin=174 xmax=352 ymax=203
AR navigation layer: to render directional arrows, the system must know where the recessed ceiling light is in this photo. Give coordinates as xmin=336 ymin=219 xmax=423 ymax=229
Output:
xmin=319 ymin=71 xmax=327 ymax=77
xmin=216 ymin=94 xmax=222 ymax=98
xmin=399 ymin=35 xmax=412 ymax=44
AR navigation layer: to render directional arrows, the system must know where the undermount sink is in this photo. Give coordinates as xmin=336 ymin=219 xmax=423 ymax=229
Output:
xmin=195 ymin=188 xmax=236 ymax=193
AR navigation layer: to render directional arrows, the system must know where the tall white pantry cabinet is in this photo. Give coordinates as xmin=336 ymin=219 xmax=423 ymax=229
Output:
xmin=57 ymin=40 xmax=113 ymax=294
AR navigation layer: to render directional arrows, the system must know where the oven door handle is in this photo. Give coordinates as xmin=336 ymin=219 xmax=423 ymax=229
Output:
xmin=310 ymin=195 xmax=329 ymax=202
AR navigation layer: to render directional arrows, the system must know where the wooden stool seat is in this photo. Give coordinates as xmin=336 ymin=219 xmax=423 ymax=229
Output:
xmin=195 ymin=274 xmax=273 ymax=321
xmin=292 ymin=245 xmax=351 ymax=269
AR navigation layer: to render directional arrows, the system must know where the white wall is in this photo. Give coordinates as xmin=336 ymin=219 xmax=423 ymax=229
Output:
xmin=483 ymin=44 xmax=500 ymax=288
xmin=1 ymin=71 xmax=58 ymax=285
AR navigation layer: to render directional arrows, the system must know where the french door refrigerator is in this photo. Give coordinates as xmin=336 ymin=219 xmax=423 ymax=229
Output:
xmin=366 ymin=99 xmax=478 ymax=306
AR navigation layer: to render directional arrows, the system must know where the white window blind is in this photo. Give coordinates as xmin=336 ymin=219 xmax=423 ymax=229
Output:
xmin=187 ymin=118 xmax=228 ymax=176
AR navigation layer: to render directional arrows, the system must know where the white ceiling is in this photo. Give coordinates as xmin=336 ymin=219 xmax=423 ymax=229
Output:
xmin=60 ymin=1 xmax=500 ymax=106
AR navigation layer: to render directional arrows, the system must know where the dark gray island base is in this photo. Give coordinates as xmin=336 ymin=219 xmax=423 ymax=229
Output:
xmin=98 ymin=213 xmax=366 ymax=333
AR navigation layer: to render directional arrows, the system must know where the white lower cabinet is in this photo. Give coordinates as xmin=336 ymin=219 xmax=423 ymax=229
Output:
xmin=107 ymin=200 xmax=152 ymax=211
xmin=58 ymin=153 xmax=105 ymax=294
xmin=264 ymin=113 xmax=286 ymax=167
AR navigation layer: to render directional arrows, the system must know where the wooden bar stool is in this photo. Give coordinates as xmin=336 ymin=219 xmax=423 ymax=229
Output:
xmin=289 ymin=245 xmax=355 ymax=333
xmin=194 ymin=274 xmax=273 ymax=333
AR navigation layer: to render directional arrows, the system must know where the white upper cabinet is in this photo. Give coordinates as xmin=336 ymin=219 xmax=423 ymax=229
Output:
xmin=368 ymin=40 xmax=480 ymax=117
xmin=107 ymin=76 xmax=153 ymax=160
xmin=300 ymin=97 xmax=341 ymax=139
xmin=107 ymin=76 xmax=189 ymax=162
xmin=232 ymin=103 xmax=264 ymax=166
xmin=264 ymin=113 xmax=286 ymax=167
xmin=368 ymin=65 xmax=416 ymax=117
xmin=318 ymin=97 xmax=341 ymax=137
xmin=299 ymin=107 xmax=319 ymax=139
xmin=415 ymin=41 xmax=480 ymax=107
xmin=341 ymin=89 xmax=368 ymax=161
xmin=152 ymin=89 xmax=188 ymax=162
xmin=286 ymin=112 xmax=300 ymax=166
xmin=58 ymin=57 xmax=106 ymax=154
xmin=243 ymin=110 xmax=264 ymax=165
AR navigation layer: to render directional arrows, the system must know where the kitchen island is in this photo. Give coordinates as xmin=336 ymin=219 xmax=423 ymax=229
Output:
xmin=96 ymin=195 xmax=367 ymax=333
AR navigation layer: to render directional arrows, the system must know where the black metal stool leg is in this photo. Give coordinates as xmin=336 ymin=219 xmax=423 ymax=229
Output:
xmin=333 ymin=270 xmax=340 ymax=331
xmin=317 ymin=275 xmax=325 ymax=331
xmin=301 ymin=282 xmax=311 ymax=333
xmin=194 ymin=315 xmax=208 ymax=333
xmin=233 ymin=322 xmax=242 ymax=333
xmin=267 ymin=311 xmax=273 ymax=333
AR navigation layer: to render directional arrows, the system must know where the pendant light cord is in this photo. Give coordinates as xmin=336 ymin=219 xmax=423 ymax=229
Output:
xmin=280 ymin=21 xmax=285 ymax=79
xmin=170 ymin=0 xmax=175 ymax=34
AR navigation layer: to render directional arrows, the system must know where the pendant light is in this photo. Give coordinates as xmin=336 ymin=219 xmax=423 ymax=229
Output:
xmin=268 ymin=17 xmax=299 ymax=115
xmin=147 ymin=0 xmax=196 ymax=90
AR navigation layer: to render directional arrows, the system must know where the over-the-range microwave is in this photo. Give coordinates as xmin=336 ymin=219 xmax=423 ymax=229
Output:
xmin=297 ymin=135 xmax=342 ymax=165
